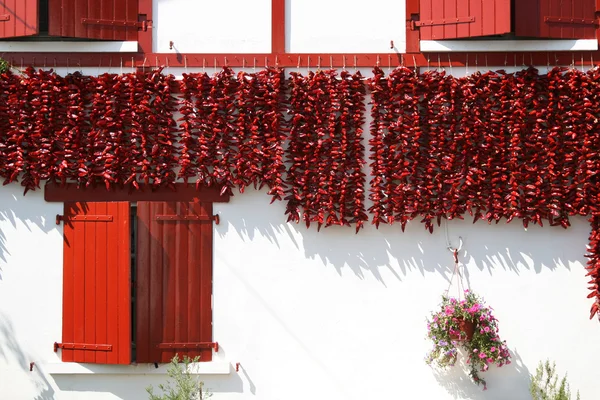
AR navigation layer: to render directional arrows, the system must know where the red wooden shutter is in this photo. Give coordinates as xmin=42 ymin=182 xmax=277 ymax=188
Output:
xmin=48 ymin=0 xmax=139 ymax=40
xmin=516 ymin=0 xmax=597 ymax=39
xmin=417 ymin=0 xmax=511 ymax=39
xmin=60 ymin=202 xmax=131 ymax=365
xmin=0 ymin=0 xmax=38 ymax=38
xmin=136 ymin=201 xmax=214 ymax=363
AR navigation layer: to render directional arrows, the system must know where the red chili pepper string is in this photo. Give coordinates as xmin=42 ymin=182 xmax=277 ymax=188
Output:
xmin=367 ymin=67 xmax=391 ymax=228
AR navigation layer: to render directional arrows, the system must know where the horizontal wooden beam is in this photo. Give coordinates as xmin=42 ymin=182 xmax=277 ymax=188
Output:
xmin=44 ymin=183 xmax=230 ymax=203
xmin=4 ymin=51 xmax=600 ymax=70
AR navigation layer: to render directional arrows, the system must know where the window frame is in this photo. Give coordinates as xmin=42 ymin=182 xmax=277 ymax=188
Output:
xmin=49 ymin=184 xmax=229 ymax=365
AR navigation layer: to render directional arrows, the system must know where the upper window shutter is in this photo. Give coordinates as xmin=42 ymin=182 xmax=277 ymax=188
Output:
xmin=60 ymin=202 xmax=131 ymax=365
xmin=0 ymin=0 xmax=38 ymax=38
xmin=516 ymin=0 xmax=597 ymax=39
xmin=417 ymin=0 xmax=511 ymax=40
xmin=136 ymin=201 xmax=215 ymax=363
xmin=48 ymin=0 xmax=139 ymax=40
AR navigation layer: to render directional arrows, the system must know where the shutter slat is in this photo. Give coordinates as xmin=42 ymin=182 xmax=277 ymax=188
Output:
xmin=61 ymin=202 xmax=131 ymax=365
xmin=137 ymin=201 xmax=214 ymax=363
xmin=0 ymin=0 xmax=38 ymax=38
xmin=48 ymin=0 xmax=138 ymax=40
xmin=95 ymin=202 xmax=108 ymax=364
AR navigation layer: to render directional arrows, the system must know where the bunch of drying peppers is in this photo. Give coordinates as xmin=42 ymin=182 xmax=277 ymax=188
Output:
xmin=368 ymin=65 xmax=600 ymax=318
xmin=1 ymin=65 xmax=600 ymax=317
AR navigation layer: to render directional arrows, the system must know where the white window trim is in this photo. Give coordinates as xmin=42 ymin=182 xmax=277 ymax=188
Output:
xmin=420 ymin=39 xmax=598 ymax=52
xmin=0 ymin=41 xmax=138 ymax=53
xmin=43 ymin=361 xmax=231 ymax=375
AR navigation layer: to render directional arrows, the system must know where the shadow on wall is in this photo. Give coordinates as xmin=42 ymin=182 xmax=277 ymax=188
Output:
xmin=0 ymin=312 xmax=56 ymax=400
xmin=218 ymin=188 xmax=591 ymax=286
xmin=432 ymin=349 xmax=531 ymax=400
xmin=0 ymin=188 xmax=57 ymax=279
xmin=52 ymin=369 xmax=244 ymax=399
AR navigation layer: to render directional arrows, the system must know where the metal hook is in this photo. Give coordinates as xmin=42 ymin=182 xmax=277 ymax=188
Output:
xmin=465 ymin=53 xmax=468 ymax=75
xmin=504 ymin=53 xmax=508 ymax=67
xmin=214 ymin=57 xmax=217 ymax=71
xmin=448 ymin=54 xmax=453 ymax=75
xmin=354 ymin=55 xmax=357 ymax=71
xmin=581 ymin=53 xmax=585 ymax=72
xmin=413 ymin=55 xmax=418 ymax=76
xmin=331 ymin=55 xmax=333 ymax=70
xmin=296 ymin=56 xmax=299 ymax=71
xmin=427 ymin=54 xmax=430 ymax=71
xmin=265 ymin=56 xmax=268 ymax=68
xmin=376 ymin=55 xmax=380 ymax=67
xmin=224 ymin=57 xmax=228 ymax=67
xmin=307 ymin=56 xmax=310 ymax=72
xmin=388 ymin=54 xmax=391 ymax=72
xmin=132 ymin=57 xmax=135 ymax=74
xmin=120 ymin=57 xmax=123 ymax=75
xmin=202 ymin=58 xmax=206 ymax=73
xmin=342 ymin=55 xmax=346 ymax=71
xmin=438 ymin=53 xmax=441 ymax=71
xmin=275 ymin=55 xmax=279 ymax=67
xmin=184 ymin=56 xmax=187 ymax=72
xmin=448 ymin=236 xmax=463 ymax=254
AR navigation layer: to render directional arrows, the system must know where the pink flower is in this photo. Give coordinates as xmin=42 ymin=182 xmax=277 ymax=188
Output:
xmin=479 ymin=353 xmax=486 ymax=359
xmin=473 ymin=349 xmax=478 ymax=353
xmin=484 ymin=326 xmax=491 ymax=333
xmin=445 ymin=307 xmax=455 ymax=315
xmin=487 ymin=358 xmax=494 ymax=363
xmin=490 ymin=347 xmax=496 ymax=352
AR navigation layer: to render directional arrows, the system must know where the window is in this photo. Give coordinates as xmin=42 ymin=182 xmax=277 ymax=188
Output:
xmin=55 ymin=200 xmax=216 ymax=365
xmin=408 ymin=0 xmax=598 ymax=41
xmin=0 ymin=0 xmax=147 ymax=41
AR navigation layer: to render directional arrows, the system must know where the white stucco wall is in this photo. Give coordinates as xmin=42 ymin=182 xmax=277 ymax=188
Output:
xmin=0 ymin=1 xmax=600 ymax=399
xmin=0 ymin=180 xmax=599 ymax=400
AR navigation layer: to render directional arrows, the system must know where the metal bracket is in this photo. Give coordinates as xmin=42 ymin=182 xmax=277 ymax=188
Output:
xmin=54 ymin=342 xmax=112 ymax=352
xmin=56 ymin=215 xmax=113 ymax=225
xmin=82 ymin=16 xmax=153 ymax=31
xmin=544 ymin=16 xmax=598 ymax=26
xmin=155 ymin=214 xmax=220 ymax=224
xmin=157 ymin=342 xmax=219 ymax=352
xmin=0 ymin=15 xmax=10 ymax=22
xmin=414 ymin=16 xmax=474 ymax=28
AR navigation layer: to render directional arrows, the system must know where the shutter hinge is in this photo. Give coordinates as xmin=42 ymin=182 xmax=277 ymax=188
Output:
xmin=0 ymin=15 xmax=10 ymax=22
xmin=81 ymin=15 xmax=153 ymax=31
xmin=155 ymin=214 xmax=220 ymax=224
xmin=544 ymin=16 xmax=598 ymax=26
xmin=413 ymin=16 xmax=475 ymax=28
xmin=56 ymin=214 xmax=113 ymax=225
xmin=54 ymin=342 xmax=113 ymax=352
xmin=157 ymin=342 xmax=219 ymax=351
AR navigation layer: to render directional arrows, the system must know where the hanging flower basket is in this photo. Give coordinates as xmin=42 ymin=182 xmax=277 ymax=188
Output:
xmin=425 ymin=290 xmax=511 ymax=390
xmin=449 ymin=317 xmax=476 ymax=342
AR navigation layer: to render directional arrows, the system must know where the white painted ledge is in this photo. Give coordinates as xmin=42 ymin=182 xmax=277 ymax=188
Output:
xmin=0 ymin=41 xmax=138 ymax=52
xmin=44 ymin=361 xmax=231 ymax=375
xmin=420 ymin=39 xmax=598 ymax=52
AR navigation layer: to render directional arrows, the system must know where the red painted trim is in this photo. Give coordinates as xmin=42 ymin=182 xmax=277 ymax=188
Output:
xmin=137 ymin=0 xmax=153 ymax=54
xmin=406 ymin=0 xmax=420 ymax=53
xmin=8 ymin=51 xmax=600 ymax=69
xmin=271 ymin=0 xmax=285 ymax=54
xmin=44 ymin=183 xmax=231 ymax=203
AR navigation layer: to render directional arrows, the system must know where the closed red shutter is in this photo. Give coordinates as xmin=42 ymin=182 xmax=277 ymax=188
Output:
xmin=0 ymin=0 xmax=38 ymax=38
xmin=418 ymin=0 xmax=511 ymax=39
xmin=60 ymin=202 xmax=131 ymax=365
xmin=136 ymin=201 xmax=214 ymax=363
xmin=516 ymin=0 xmax=596 ymax=39
xmin=48 ymin=0 xmax=138 ymax=40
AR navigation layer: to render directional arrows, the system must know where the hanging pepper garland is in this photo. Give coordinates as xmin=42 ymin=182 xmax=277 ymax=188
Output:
xmin=178 ymin=67 xmax=287 ymax=199
xmin=286 ymin=69 xmax=367 ymax=232
xmin=1 ymin=65 xmax=600 ymax=317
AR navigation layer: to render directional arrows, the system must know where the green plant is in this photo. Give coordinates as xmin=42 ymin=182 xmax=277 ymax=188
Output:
xmin=146 ymin=355 xmax=211 ymax=400
xmin=530 ymin=360 xmax=580 ymax=400
xmin=426 ymin=290 xmax=511 ymax=389
xmin=0 ymin=57 xmax=9 ymax=74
